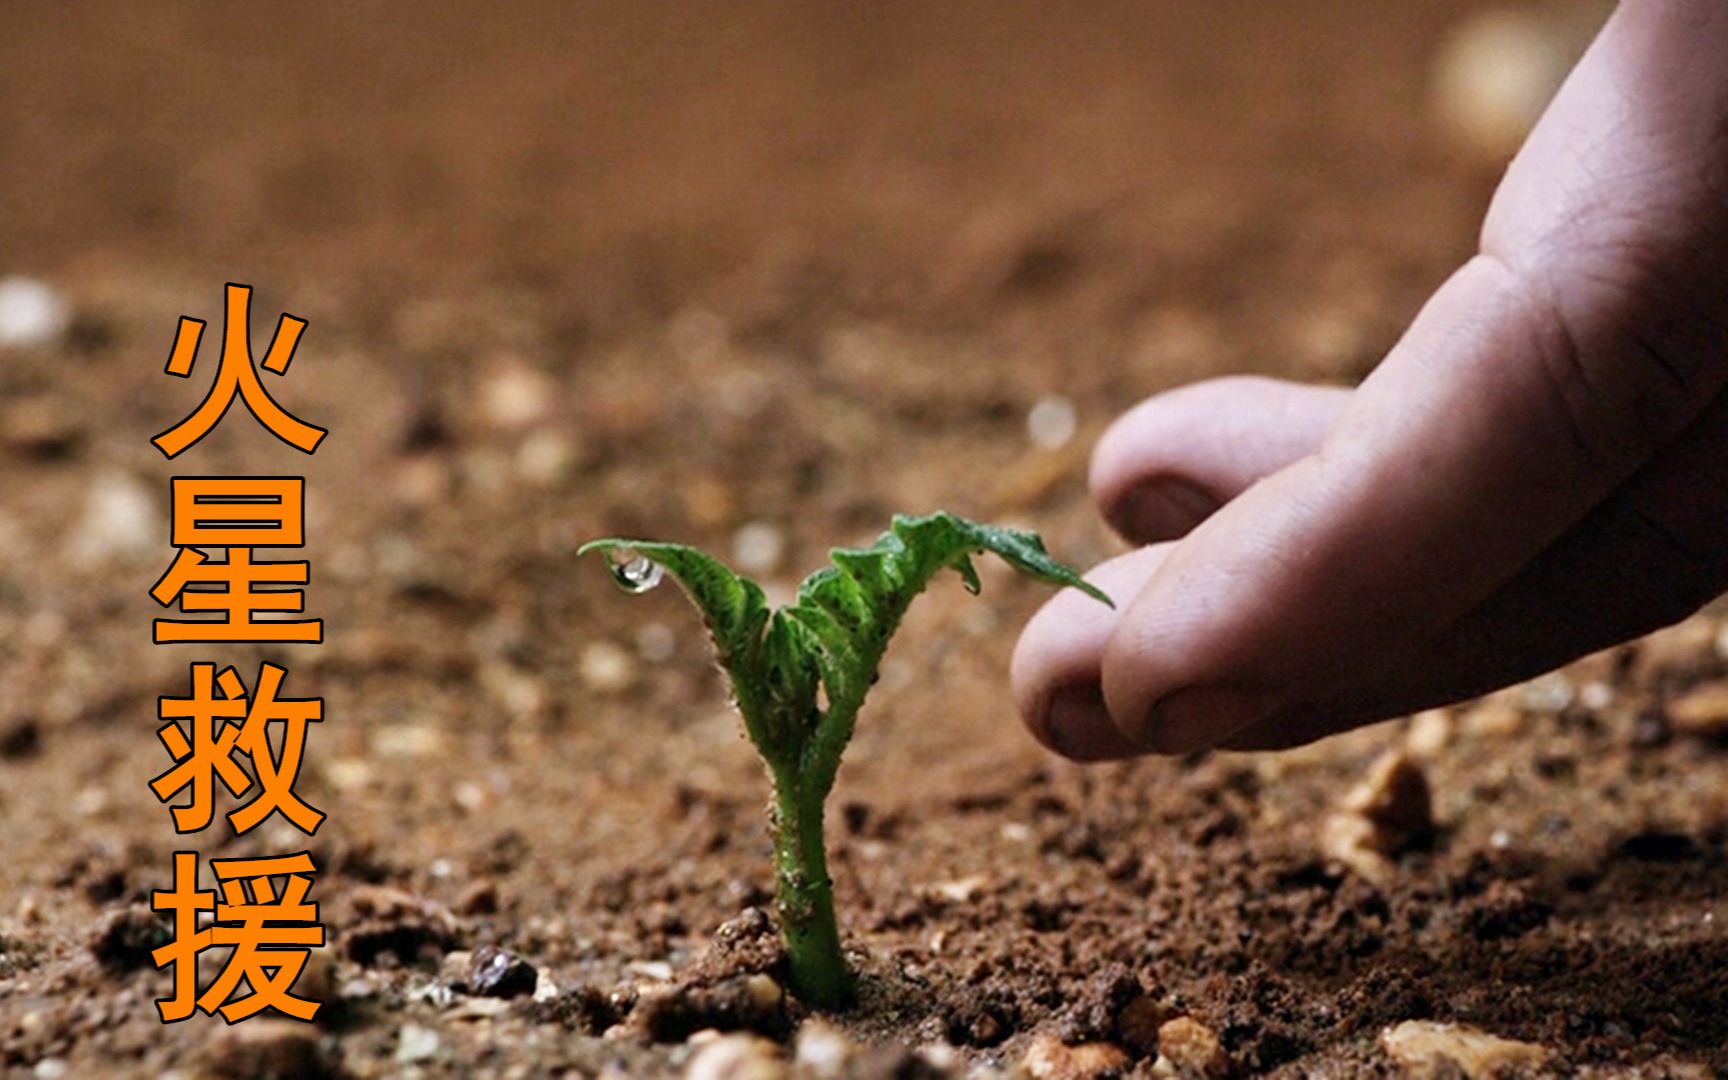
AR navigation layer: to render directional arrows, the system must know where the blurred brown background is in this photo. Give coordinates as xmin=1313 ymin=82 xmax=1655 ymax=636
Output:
xmin=21 ymin=5 xmax=1720 ymax=1079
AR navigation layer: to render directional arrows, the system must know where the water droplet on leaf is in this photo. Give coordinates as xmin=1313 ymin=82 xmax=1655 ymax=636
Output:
xmin=606 ymin=548 xmax=664 ymax=594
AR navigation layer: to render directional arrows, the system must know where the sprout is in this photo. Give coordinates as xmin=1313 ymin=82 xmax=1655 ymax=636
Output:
xmin=582 ymin=512 xmax=1110 ymax=1009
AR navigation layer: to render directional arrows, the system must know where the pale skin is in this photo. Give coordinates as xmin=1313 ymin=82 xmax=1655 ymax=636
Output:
xmin=1013 ymin=1 xmax=1728 ymax=760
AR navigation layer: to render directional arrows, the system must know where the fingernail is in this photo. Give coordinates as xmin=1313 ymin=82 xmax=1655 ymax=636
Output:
xmin=1141 ymin=686 xmax=1274 ymax=754
xmin=1041 ymin=683 xmax=1141 ymax=762
xmin=1116 ymin=478 xmax=1218 ymax=541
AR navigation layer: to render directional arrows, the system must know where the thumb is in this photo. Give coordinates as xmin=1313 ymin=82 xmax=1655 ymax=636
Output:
xmin=1101 ymin=0 xmax=1728 ymax=751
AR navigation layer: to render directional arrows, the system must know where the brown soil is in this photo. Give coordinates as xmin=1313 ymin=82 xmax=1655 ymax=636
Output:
xmin=3 ymin=2 xmax=1724 ymax=1077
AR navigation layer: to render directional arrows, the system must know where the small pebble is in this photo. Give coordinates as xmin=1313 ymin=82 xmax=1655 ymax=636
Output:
xmin=1461 ymin=699 xmax=1525 ymax=739
xmin=1578 ymin=680 xmax=1614 ymax=711
xmin=1666 ymin=684 xmax=1728 ymax=737
xmin=1320 ymin=750 xmax=1433 ymax=886
xmin=731 ymin=522 xmax=785 ymax=575
xmin=684 ymin=1033 xmax=786 ymax=1080
xmin=323 ymin=757 xmax=374 ymax=791
xmin=743 ymin=973 xmax=783 ymax=1011
xmin=0 ymin=278 xmax=70 ymax=348
xmin=1020 ymin=1033 xmax=1129 ymax=1080
xmin=91 ymin=905 xmax=171 ymax=972
xmin=515 ymin=429 xmax=580 ymax=486
xmin=1519 ymin=673 xmax=1575 ymax=714
xmin=1027 ymin=396 xmax=1078 ymax=450
xmin=372 ymin=724 xmax=447 ymax=759
xmin=1380 ymin=1020 xmax=1549 ymax=1078
xmin=794 ymin=1020 xmax=853 ymax=1077
xmin=395 ymin=1023 xmax=443 ymax=1064
xmin=1405 ymin=709 xmax=1454 ymax=758
xmin=580 ymin=640 xmax=638 ymax=694
xmin=1157 ymin=1016 xmax=1229 ymax=1078
xmin=627 ymin=959 xmax=674 ymax=981
xmin=931 ymin=875 xmax=988 ymax=904
xmin=467 ymin=944 xmax=538 ymax=999
xmin=481 ymin=363 xmax=555 ymax=430
xmin=71 ymin=472 xmax=159 ymax=563
xmin=1430 ymin=7 xmax=1588 ymax=161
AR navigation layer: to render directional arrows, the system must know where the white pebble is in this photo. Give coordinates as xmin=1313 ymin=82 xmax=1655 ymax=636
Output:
xmin=794 ymin=1020 xmax=853 ymax=1077
xmin=1026 ymin=396 xmax=1078 ymax=450
xmin=1490 ymin=829 xmax=1513 ymax=850
xmin=515 ymin=429 xmax=578 ymax=486
xmin=1430 ymin=8 xmax=1582 ymax=161
xmin=324 ymin=757 xmax=374 ymax=792
xmin=481 ymin=364 xmax=555 ymax=430
xmin=0 ymin=278 xmax=70 ymax=348
xmin=626 ymin=959 xmax=674 ymax=981
xmin=1519 ymin=673 xmax=1574 ymax=714
xmin=580 ymin=640 xmax=637 ymax=694
xmin=732 ymin=522 xmax=785 ymax=575
xmin=395 ymin=1023 xmax=442 ymax=1064
xmin=1578 ymin=680 xmax=1614 ymax=711
xmin=73 ymin=786 xmax=110 ymax=818
xmin=453 ymin=780 xmax=488 ymax=812
xmin=71 ymin=472 xmax=159 ymax=563
xmin=372 ymin=724 xmax=447 ymax=759
xmin=685 ymin=1033 xmax=785 ymax=1080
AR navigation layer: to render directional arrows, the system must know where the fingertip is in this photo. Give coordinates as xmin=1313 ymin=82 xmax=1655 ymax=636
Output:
xmin=1011 ymin=546 xmax=1171 ymax=757
xmin=1099 ymin=476 xmax=1220 ymax=545
xmin=1028 ymin=682 xmax=1145 ymax=762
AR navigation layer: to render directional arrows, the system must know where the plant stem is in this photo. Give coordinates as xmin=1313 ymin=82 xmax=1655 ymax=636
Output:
xmin=769 ymin=769 xmax=852 ymax=1010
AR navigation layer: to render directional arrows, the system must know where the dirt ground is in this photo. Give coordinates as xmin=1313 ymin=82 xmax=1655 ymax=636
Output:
xmin=3 ymin=2 xmax=1726 ymax=1077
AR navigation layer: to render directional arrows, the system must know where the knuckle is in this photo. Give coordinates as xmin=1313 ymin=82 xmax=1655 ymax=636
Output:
xmin=1521 ymin=256 xmax=1713 ymax=473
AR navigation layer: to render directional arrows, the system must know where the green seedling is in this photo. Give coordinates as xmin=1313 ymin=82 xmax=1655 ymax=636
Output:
xmin=581 ymin=512 xmax=1110 ymax=1010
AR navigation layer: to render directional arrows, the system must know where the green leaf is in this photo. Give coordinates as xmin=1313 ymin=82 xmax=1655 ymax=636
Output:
xmin=788 ymin=512 xmax=1111 ymax=791
xmin=582 ymin=513 xmax=1110 ymax=783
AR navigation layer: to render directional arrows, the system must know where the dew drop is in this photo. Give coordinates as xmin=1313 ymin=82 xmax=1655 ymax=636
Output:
xmin=606 ymin=548 xmax=664 ymax=594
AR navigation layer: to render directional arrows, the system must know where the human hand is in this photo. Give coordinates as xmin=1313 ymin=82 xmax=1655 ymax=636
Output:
xmin=1013 ymin=1 xmax=1728 ymax=759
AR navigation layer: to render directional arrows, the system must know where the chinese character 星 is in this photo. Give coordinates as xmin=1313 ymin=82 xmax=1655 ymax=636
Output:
xmin=150 ymin=477 xmax=322 ymax=644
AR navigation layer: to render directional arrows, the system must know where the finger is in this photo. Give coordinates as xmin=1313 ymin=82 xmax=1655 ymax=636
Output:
xmin=1100 ymin=2 xmax=1728 ymax=753
xmin=1090 ymin=376 xmax=1350 ymax=544
xmin=1219 ymin=384 xmax=1728 ymax=751
xmin=1011 ymin=545 xmax=1168 ymax=761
